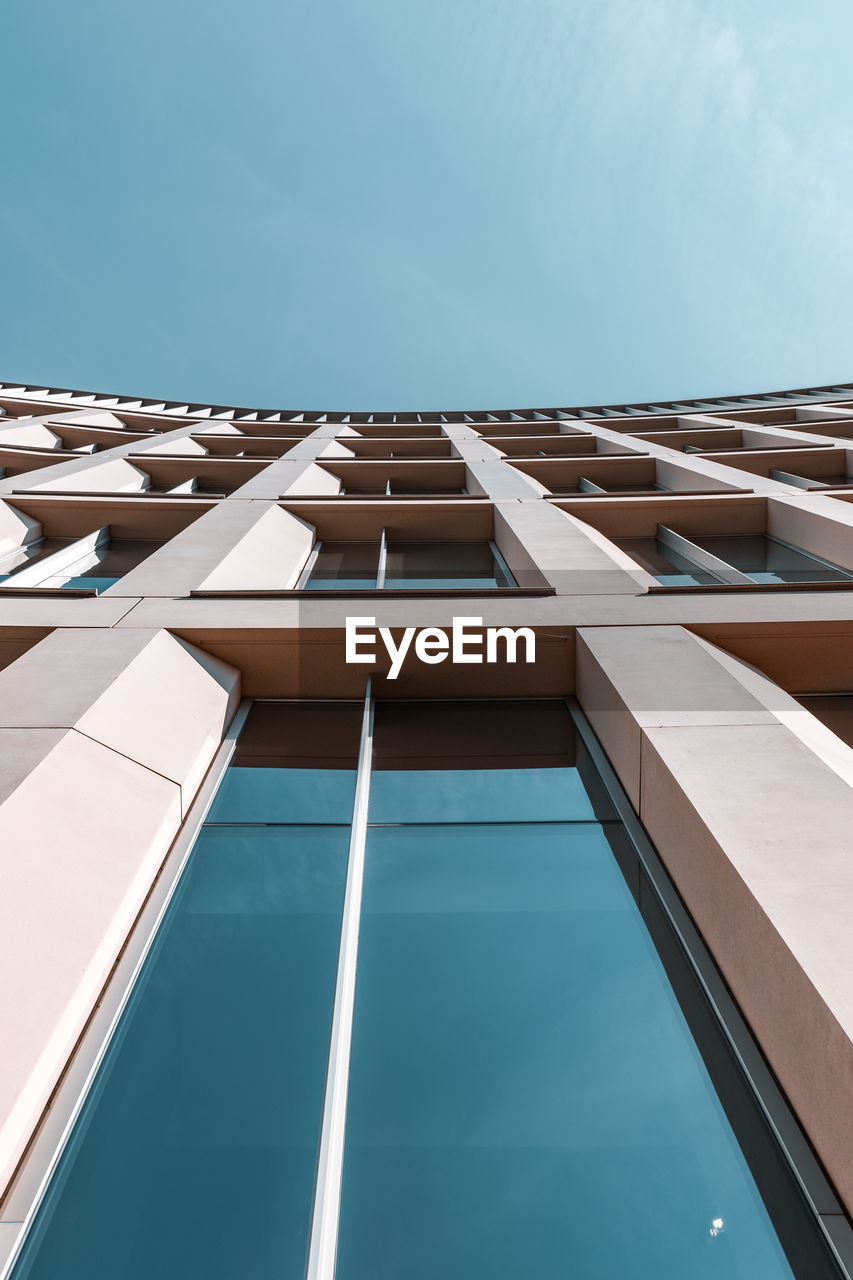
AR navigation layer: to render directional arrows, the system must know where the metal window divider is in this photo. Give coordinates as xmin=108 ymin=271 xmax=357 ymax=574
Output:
xmin=489 ymin=538 xmax=515 ymax=588
xmin=295 ymin=541 xmax=322 ymax=589
xmin=656 ymin=524 xmax=753 ymax=585
xmin=0 ymin=526 xmax=110 ymax=589
xmin=305 ymin=681 xmax=374 ymax=1280
xmin=375 ymin=528 xmax=387 ymax=589
xmin=769 ymin=469 xmax=825 ymax=491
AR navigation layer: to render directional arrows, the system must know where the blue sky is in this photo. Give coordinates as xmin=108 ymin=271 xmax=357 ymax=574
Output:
xmin=2 ymin=0 xmax=852 ymax=410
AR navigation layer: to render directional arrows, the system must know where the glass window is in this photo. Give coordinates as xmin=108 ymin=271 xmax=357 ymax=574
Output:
xmin=336 ymin=701 xmax=798 ymax=1280
xmin=615 ymin=535 xmax=722 ymax=585
xmin=11 ymin=703 xmax=358 ymax=1280
xmin=0 ymin=537 xmax=165 ymax=592
xmin=303 ymin=540 xmax=380 ymax=589
xmin=383 ymin=540 xmax=513 ymax=589
xmin=11 ymin=699 xmax=830 ymax=1280
xmin=304 ymin=540 xmax=514 ymax=589
xmin=690 ymin=534 xmax=853 ymax=584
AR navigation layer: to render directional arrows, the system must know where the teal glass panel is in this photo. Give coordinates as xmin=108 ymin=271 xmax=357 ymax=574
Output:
xmin=305 ymin=540 xmax=379 ymax=589
xmin=50 ymin=574 xmax=119 ymax=591
xmin=691 ymin=534 xmax=853 ymax=584
xmin=337 ymin=815 xmax=794 ymax=1280
xmin=615 ymin=535 xmax=721 ymax=586
xmin=208 ymin=765 xmax=356 ymax=823
xmin=383 ymin=540 xmax=514 ymax=589
xmin=368 ymin=765 xmax=596 ymax=823
xmin=303 ymin=576 xmax=378 ymax=590
xmin=12 ymin=823 xmax=348 ymax=1280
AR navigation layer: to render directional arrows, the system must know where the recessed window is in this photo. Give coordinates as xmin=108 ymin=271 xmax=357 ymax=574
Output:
xmin=616 ymin=529 xmax=853 ymax=586
xmin=692 ymin=534 xmax=853 ymax=584
xmin=615 ymin=536 xmax=721 ymax=586
xmin=0 ymin=532 xmax=165 ymax=593
xmin=302 ymin=538 xmax=514 ymax=590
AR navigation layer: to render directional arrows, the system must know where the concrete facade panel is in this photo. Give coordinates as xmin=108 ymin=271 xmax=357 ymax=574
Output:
xmin=0 ymin=728 xmax=181 ymax=1197
xmin=640 ymin=723 xmax=853 ymax=1212
xmin=197 ymin=505 xmax=314 ymax=592
xmin=0 ymin=628 xmax=240 ymax=810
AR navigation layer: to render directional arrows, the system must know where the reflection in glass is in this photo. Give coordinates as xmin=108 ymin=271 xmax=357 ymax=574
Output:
xmin=303 ymin=540 xmax=380 ymax=590
xmin=690 ymin=534 xmax=853 ymax=585
xmin=337 ymin=703 xmax=795 ymax=1280
xmin=383 ymin=541 xmax=513 ymax=589
xmin=11 ymin=704 xmax=354 ymax=1280
xmin=615 ymin=535 xmax=721 ymax=585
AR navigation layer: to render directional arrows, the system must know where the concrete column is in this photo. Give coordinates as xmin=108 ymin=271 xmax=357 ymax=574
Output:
xmin=577 ymin=623 xmax=853 ymax=1213
xmin=110 ymin=502 xmax=314 ymax=597
xmin=227 ymin=425 xmax=358 ymax=499
xmin=495 ymin=501 xmax=652 ymax=593
xmin=0 ymin=628 xmax=239 ymax=1199
xmin=465 ymin=461 xmax=547 ymax=499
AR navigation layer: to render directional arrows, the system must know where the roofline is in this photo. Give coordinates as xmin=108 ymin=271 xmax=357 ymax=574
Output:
xmin=2 ymin=377 xmax=853 ymax=423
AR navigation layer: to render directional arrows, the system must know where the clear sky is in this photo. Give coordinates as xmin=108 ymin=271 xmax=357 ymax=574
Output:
xmin=2 ymin=0 xmax=853 ymax=411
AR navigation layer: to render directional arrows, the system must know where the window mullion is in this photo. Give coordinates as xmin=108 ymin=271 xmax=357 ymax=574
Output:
xmin=296 ymin=541 xmax=322 ymax=589
xmin=489 ymin=538 xmax=515 ymax=587
xmin=376 ymin=528 xmax=387 ymax=590
xmin=657 ymin=524 xmax=752 ymax=585
xmin=305 ymin=682 xmax=374 ymax=1280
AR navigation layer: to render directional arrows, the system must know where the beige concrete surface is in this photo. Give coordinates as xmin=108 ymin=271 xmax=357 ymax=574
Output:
xmin=197 ymin=505 xmax=314 ymax=592
xmin=28 ymin=458 xmax=149 ymax=494
xmin=0 ymin=423 xmax=61 ymax=450
xmin=109 ymin=501 xmax=293 ymax=597
xmin=0 ymin=728 xmax=181 ymax=1199
xmin=0 ymin=502 xmax=40 ymax=558
xmin=578 ymin=623 xmax=853 ymax=1213
xmin=495 ymin=500 xmax=652 ymax=593
xmin=0 ymin=628 xmax=240 ymax=810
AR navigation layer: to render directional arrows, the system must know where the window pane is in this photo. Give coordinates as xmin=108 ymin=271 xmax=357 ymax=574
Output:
xmin=11 ymin=701 xmax=357 ymax=1280
xmin=37 ymin=539 xmax=165 ymax=592
xmin=12 ymin=823 xmax=348 ymax=1280
xmin=209 ymin=766 xmax=356 ymax=823
xmin=209 ymin=702 xmax=361 ymax=822
xmin=369 ymin=766 xmax=596 ymax=822
xmin=691 ymin=534 xmax=853 ymax=584
xmin=306 ymin=541 xmax=379 ymax=589
xmin=338 ymin=701 xmax=797 ymax=1280
xmin=338 ymin=819 xmax=793 ymax=1280
xmin=616 ymin=536 xmax=721 ymax=585
xmin=383 ymin=541 xmax=512 ymax=589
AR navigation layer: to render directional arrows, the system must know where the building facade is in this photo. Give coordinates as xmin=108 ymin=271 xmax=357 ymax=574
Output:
xmin=0 ymin=378 xmax=853 ymax=1276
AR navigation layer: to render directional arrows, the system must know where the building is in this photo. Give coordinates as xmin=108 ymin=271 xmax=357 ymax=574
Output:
xmin=0 ymin=377 xmax=852 ymax=1278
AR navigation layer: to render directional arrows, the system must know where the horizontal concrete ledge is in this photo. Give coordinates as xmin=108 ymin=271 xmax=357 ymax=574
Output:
xmin=189 ymin=586 xmax=557 ymax=599
xmin=647 ymin=580 xmax=853 ymax=594
xmin=277 ymin=493 xmax=491 ymax=502
xmin=0 ymin=587 xmax=98 ymax=598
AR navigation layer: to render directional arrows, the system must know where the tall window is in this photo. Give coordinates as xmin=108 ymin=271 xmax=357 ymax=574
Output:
xmin=10 ymin=700 xmax=833 ymax=1279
